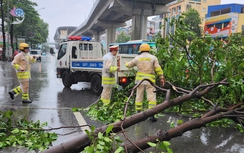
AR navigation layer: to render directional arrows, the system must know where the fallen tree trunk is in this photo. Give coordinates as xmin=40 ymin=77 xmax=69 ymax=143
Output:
xmin=124 ymin=107 xmax=244 ymax=152
xmin=42 ymin=80 xmax=232 ymax=153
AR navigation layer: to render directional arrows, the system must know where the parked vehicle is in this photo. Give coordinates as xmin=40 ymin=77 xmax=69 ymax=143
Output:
xmin=56 ymin=36 xmax=138 ymax=95
xmin=29 ymin=50 xmax=42 ymax=61
xmin=110 ymin=40 xmax=157 ymax=54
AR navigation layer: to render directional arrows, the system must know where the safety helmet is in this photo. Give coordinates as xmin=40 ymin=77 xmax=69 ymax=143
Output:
xmin=139 ymin=43 xmax=150 ymax=52
xmin=19 ymin=43 xmax=29 ymax=51
xmin=109 ymin=45 xmax=118 ymax=52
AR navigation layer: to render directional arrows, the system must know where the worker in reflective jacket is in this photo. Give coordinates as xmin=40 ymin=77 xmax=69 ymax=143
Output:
xmin=9 ymin=43 xmax=36 ymax=103
xmin=100 ymin=46 xmax=119 ymax=105
xmin=125 ymin=43 xmax=165 ymax=122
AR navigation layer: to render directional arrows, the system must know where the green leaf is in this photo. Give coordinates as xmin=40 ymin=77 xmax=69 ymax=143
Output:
xmin=98 ymin=132 xmax=103 ymax=139
xmin=104 ymin=137 xmax=112 ymax=142
xmin=84 ymin=146 xmax=95 ymax=152
xmin=163 ymin=141 xmax=171 ymax=147
xmin=11 ymin=128 xmax=19 ymax=134
xmin=177 ymin=119 xmax=183 ymax=124
xmin=147 ymin=142 xmax=157 ymax=147
xmin=106 ymin=125 xmax=113 ymax=134
xmin=91 ymin=125 xmax=96 ymax=131
xmin=97 ymin=144 xmax=104 ymax=150
xmin=71 ymin=107 xmax=81 ymax=112
xmin=114 ymin=146 xmax=124 ymax=153
xmin=98 ymin=140 xmax=105 ymax=145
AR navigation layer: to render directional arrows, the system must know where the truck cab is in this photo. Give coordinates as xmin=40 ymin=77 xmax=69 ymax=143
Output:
xmin=56 ymin=37 xmax=152 ymax=95
xmin=56 ymin=36 xmax=104 ymax=95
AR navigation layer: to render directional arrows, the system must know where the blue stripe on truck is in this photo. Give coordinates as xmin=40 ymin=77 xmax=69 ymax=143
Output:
xmin=72 ymin=61 xmax=103 ymax=68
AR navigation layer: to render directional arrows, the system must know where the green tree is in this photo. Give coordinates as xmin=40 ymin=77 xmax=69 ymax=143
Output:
xmin=116 ymin=31 xmax=130 ymax=43
xmin=181 ymin=8 xmax=202 ymax=37
xmin=157 ymin=14 xmax=244 ymax=112
xmin=9 ymin=0 xmax=49 ymax=48
xmin=28 ymin=18 xmax=49 ymax=48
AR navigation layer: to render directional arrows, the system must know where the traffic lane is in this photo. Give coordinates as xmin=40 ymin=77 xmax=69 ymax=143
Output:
xmin=0 ymin=61 xmax=17 ymax=106
xmin=28 ymin=55 xmax=101 ymax=145
xmin=26 ymin=55 xmax=101 ymax=128
xmin=0 ymin=55 xmax=102 ymax=151
xmin=0 ymin=55 xmax=100 ymax=126
xmin=29 ymin=55 xmax=99 ymax=108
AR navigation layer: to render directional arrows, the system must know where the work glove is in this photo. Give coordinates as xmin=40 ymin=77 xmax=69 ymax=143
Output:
xmin=160 ymin=76 xmax=165 ymax=86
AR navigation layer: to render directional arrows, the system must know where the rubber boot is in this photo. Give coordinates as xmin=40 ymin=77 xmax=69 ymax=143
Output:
xmin=149 ymin=116 xmax=157 ymax=122
xmin=22 ymin=100 xmax=32 ymax=103
xmin=8 ymin=86 xmax=21 ymax=100
xmin=8 ymin=90 xmax=16 ymax=100
xmin=22 ymin=93 xmax=32 ymax=103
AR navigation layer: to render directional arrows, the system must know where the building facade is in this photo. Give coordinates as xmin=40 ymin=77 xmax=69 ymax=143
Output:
xmin=162 ymin=0 xmax=221 ymax=38
xmin=204 ymin=3 xmax=244 ymax=38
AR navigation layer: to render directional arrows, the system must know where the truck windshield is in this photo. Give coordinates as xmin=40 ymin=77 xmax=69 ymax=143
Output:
xmin=110 ymin=41 xmax=156 ymax=54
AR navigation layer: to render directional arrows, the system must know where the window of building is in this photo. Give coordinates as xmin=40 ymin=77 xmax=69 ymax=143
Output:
xmin=177 ymin=6 xmax=181 ymax=13
xmin=221 ymin=8 xmax=231 ymax=14
xmin=215 ymin=23 xmax=222 ymax=29
xmin=211 ymin=8 xmax=231 ymax=17
xmin=223 ymin=22 xmax=229 ymax=28
xmin=202 ymin=8 xmax=206 ymax=13
xmin=172 ymin=8 xmax=176 ymax=15
xmin=207 ymin=24 xmax=214 ymax=29
xmin=210 ymin=10 xmax=220 ymax=17
xmin=166 ymin=19 xmax=170 ymax=34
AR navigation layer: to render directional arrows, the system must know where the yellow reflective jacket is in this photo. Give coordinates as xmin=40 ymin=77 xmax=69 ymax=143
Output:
xmin=11 ymin=51 xmax=36 ymax=82
xmin=125 ymin=52 xmax=163 ymax=84
xmin=102 ymin=52 xmax=118 ymax=87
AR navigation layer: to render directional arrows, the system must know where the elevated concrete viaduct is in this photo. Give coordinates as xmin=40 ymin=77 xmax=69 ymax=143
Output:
xmin=69 ymin=0 xmax=174 ymax=50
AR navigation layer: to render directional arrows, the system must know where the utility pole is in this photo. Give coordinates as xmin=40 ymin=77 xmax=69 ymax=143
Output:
xmin=6 ymin=0 xmax=11 ymax=61
xmin=0 ymin=0 xmax=6 ymax=61
xmin=10 ymin=15 xmax=14 ymax=51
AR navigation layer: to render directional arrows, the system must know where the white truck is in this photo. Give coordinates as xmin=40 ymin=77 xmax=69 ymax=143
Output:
xmin=56 ymin=36 xmax=136 ymax=95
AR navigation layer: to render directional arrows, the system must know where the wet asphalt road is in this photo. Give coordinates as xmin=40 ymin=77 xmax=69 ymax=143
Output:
xmin=0 ymin=54 xmax=102 ymax=152
xmin=0 ymin=53 xmax=244 ymax=153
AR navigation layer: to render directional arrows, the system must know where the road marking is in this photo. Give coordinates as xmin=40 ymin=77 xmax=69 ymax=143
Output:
xmin=73 ymin=112 xmax=90 ymax=132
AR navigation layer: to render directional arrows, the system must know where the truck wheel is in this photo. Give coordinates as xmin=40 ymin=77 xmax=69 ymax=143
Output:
xmin=62 ymin=71 xmax=72 ymax=88
xmin=91 ymin=75 xmax=102 ymax=95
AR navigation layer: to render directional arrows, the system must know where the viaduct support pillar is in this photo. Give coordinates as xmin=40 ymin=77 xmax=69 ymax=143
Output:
xmin=131 ymin=15 xmax=147 ymax=40
xmin=106 ymin=27 xmax=116 ymax=52
xmin=93 ymin=31 xmax=101 ymax=42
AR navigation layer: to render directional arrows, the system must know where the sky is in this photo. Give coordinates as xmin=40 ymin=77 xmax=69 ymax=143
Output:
xmin=31 ymin=0 xmax=244 ymax=42
xmin=31 ymin=0 xmax=94 ymax=42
